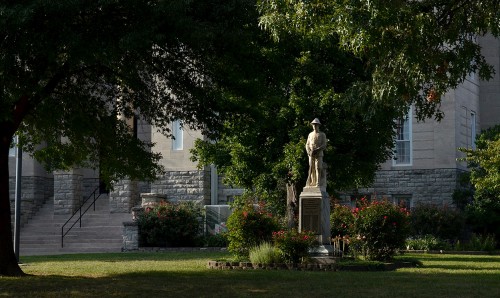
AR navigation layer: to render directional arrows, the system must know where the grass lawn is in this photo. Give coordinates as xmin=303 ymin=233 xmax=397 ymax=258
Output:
xmin=0 ymin=252 xmax=499 ymax=297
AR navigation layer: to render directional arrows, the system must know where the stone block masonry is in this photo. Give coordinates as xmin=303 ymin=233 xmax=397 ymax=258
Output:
xmin=9 ymin=176 xmax=54 ymax=226
xmin=122 ymin=221 xmax=139 ymax=251
xmin=54 ymin=172 xmax=83 ymax=215
xmin=109 ymin=179 xmax=139 ymax=213
xmin=352 ymin=168 xmax=465 ymax=206
xmin=150 ymin=170 xmax=210 ymax=204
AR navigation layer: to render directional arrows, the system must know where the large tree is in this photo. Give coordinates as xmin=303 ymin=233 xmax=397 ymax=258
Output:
xmin=191 ymin=30 xmax=398 ymax=222
xmin=192 ymin=0 xmax=500 ymax=223
xmin=0 ymin=0 xmax=266 ymax=276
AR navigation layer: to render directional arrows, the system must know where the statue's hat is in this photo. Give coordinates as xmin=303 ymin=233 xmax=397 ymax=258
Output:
xmin=311 ymin=118 xmax=321 ymax=125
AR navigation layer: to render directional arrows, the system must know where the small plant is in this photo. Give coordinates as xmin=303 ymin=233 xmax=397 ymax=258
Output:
xmin=467 ymin=233 xmax=497 ymax=251
xmin=351 ymin=198 xmax=410 ymax=261
xmin=405 ymin=235 xmax=451 ymax=251
xmin=272 ymin=229 xmax=317 ymax=263
xmin=226 ymin=196 xmax=280 ymax=259
xmin=137 ymin=201 xmax=202 ymax=247
xmin=249 ymin=242 xmax=283 ymax=265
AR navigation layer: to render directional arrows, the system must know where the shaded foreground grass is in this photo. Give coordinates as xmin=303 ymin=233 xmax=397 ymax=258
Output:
xmin=0 ymin=252 xmax=499 ymax=297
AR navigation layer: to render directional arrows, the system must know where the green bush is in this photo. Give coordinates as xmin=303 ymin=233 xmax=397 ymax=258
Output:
xmin=272 ymin=229 xmax=317 ymax=263
xmin=203 ymin=233 xmax=228 ymax=247
xmin=466 ymin=195 xmax=500 ymax=243
xmin=137 ymin=201 xmax=202 ymax=247
xmin=226 ymin=199 xmax=280 ymax=260
xmin=409 ymin=204 xmax=465 ymax=240
xmin=351 ymin=199 xmax=410 ymax=261
xmin=330 ymin=203 xmax=355 ymax=238
xmin=249 ymin=242 xmax=283 ymax=265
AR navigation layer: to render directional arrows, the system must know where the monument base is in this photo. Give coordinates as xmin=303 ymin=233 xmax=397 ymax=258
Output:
xmin=310 ymin=244 xmax=334 ymax=256
xmin=299 ymin=186 xmax=331 ymax=254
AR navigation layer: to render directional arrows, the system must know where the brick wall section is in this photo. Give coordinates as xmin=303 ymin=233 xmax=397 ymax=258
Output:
xmin=352 ymin=168 xmax=465 ymax=206
xmin=9 ymin=176 xmax=53 ymax=225
xmin=150 ymin=170 xmax=210 ymax=204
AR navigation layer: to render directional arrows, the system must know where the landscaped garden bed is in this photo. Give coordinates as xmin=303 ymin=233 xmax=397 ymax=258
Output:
xmin=207 ymin=259 xmax=419 ymax=271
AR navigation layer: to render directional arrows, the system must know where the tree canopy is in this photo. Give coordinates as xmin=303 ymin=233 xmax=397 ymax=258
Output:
xmin=258 ymin=0 xmax=500 ymax=121
xmin=0 ymin=0 xmax=271 ymax=276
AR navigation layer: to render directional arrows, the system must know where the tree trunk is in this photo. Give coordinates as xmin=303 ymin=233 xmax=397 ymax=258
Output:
xmin=0 ymin=132 xmax=25 ymax=276
xmin=286 ymin=182 xmax=298 ymax=229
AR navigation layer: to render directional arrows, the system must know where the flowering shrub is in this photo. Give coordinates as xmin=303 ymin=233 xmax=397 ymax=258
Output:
xmin=137 ymin=201 xmax=202 ymax=247
xmin=351 ymin=199 xmax=410 ymax=261
xmin=272 ymin=229 xmax=317 ymax=263
xmin=330 ymin=204 xmax=355 ymax=238
xmin=226 ymin=200 xmax=280 ymax=259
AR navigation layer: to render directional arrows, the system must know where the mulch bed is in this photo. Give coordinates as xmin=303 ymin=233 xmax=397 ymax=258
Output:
xmin=207 ymin=260 xmax=418 ymax=271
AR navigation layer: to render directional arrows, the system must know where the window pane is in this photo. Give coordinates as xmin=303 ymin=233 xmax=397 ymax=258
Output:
xmin=8 ymin=138 xmax=16 ymax=157
xmin=394 ymin=108 xmax=411 ymax=165
xmin=172 ymin=120 xmax=183 ymax=150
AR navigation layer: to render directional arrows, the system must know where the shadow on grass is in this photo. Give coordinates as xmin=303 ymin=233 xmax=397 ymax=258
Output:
xmin=20 ymin=251 xmax=228 ymax=264
xmin=2 ymin=269 xmax=500 ymax=298
xmin=2 ymin=253 xmax=499 ymax=297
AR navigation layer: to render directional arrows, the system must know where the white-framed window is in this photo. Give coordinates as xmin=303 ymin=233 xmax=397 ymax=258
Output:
xmin=393 ymin=195 xmax=413 ymax=209
xmin=470 ymin=111 xmax=477 ymax=150
xmin=393 ymin=107 xmax=412 ymax=166
xmin=172 ymin=120 xmax=183 ymax=151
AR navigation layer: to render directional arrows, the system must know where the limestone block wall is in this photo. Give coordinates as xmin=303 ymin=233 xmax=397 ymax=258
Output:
xmin=83 ymin=178 xmax=100 ymax=197
xmin=150 ymin=170 xmax=210 ymax=204
xmin=122 ymin=221 xmax=139 ymax=251
xmin=350 ymin=168 xmax=464 ymax=207
xmin=9 ymin=176 xmax=53 ymax=225
xmin=53 ymin=172 xmax=83 ymax=215
xmin=109 ymin=179 xmax=140 ymax=213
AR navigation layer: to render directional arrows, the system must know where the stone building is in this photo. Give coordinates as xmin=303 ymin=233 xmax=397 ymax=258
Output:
xmin=343 ymin=34 xmax=500 ymax=208
xmin=9 ymin=35 xmax=500 ymax=222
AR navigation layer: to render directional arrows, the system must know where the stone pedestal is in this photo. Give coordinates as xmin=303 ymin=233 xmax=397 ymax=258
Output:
xmin=299 ymin=186 xmax=333 ymax=255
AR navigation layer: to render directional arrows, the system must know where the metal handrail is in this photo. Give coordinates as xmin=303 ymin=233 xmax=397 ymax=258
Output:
xmin=61 ymin=187 xmax=103 ymax=247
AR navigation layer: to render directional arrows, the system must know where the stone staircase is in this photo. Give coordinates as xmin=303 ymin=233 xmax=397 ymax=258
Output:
xmin=19 ymin=195 xmax=132 ymax=256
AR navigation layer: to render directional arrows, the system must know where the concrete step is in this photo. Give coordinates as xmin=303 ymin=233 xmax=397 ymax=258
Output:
xmin=19 ymin=195 xmax=132 ymax=256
